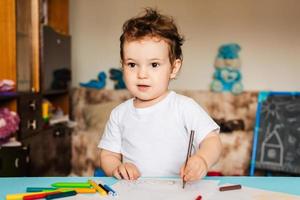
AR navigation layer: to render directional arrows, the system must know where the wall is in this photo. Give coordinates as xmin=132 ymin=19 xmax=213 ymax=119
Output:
xmin=70 ymin=0 xmax=300 ymax=91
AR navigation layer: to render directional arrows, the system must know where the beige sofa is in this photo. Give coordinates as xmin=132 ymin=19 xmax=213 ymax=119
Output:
xmin=71 ymin=88 xmax=258 ymax=176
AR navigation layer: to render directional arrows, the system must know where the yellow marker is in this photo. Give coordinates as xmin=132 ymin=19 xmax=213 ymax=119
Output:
xmin=57 ymin=188 xmax=96 ymax=193
xmin=6 ymin=191 xmax=53 ymax=200
xmin=6 ymin=189 xmax=66 ymax=200
xmin=88 ymin=179 xmax=107 ymax=196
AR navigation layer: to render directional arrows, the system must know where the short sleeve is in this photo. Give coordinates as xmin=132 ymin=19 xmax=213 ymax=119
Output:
xmin=182 ymin=98 xmax=219 ymax=147
xmin=98 ymin=109 xmax=122 ymax=153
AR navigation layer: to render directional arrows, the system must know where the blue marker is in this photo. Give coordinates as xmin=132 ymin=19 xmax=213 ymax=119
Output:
xmin=103 ymin=184 xmax=117 ymax=196
xmin=26 ymin=187 xmax=57 ymax=192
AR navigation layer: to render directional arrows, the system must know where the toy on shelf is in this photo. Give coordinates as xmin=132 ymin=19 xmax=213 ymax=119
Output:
xmin=109 ymin=68 xmax=126 ymax=90
xmin=51 ymin=68 xmax=71 ymax=90
xmin=80 ymin=71 xmax=107 ymax=89
xmin=0 ymin=108 xmax=20 ymax=145
xmin=210 ymin=43 xmax=243 ymax=95
xmin=0 ymin=79 xmax=15 ymax=92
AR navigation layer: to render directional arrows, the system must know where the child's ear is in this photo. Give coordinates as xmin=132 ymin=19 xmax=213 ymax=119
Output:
xmin=170 ymin=59 xmax=182 ymax=79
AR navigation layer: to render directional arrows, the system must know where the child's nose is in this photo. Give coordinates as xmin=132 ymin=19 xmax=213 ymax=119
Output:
xmin=137 ymin=66 xmax=148 ymax=78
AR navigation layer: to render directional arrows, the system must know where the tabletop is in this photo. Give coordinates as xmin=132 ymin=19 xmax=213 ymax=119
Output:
xmin=1 ymin=176 xmax=299 ymax=199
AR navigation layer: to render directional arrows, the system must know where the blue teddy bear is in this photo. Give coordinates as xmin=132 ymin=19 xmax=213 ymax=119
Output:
xmin=211 ymin=43 xmax=243 ymax=95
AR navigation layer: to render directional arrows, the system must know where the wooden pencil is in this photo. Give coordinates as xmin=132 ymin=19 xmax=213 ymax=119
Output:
xmin=219 ymin=184 xmax=242 ymax=191
xmin=182 ymin=130 xmax=195 ymax=189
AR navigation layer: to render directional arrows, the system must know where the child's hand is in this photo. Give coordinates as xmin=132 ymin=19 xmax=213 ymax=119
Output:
xmin=180 ymin=155 xmax=208 ymax=182
xmin=113 ymin=162 xmax=141 ymax=180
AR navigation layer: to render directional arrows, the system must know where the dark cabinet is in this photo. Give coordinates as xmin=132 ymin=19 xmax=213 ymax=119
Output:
xmin=0 ymin=146 xmax=29 ymax=177
xmin=17 ymin=93 xmax=44 ymax=139
xmin=22 ymin=124 xmax=71 ymax=176
xmin=41 ymin=25 xmax=71 ymax=94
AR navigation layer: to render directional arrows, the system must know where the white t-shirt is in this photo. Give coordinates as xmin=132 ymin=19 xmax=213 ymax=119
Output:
xmin=98 ymin=91 xmax=219 ymax=176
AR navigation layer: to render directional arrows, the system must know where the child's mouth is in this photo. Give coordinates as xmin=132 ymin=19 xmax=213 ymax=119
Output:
xmin=137 ymin=84 xmax=150 ymax=91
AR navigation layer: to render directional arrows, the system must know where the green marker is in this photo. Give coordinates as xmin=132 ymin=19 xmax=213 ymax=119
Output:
xmin=46 ymin=190 xmax=77 ymax=199
xmin=51 ymin=182 xmax=91 ymax=188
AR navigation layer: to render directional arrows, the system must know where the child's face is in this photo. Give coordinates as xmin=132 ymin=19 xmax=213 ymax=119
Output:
xmin=122 ymin=37 xmax=181 ymax=107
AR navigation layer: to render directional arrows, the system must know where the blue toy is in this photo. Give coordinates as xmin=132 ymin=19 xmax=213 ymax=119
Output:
xmin=211 ymin=43 xmax=243 ymax=95
xmin=217 ymin=43 xmax=241 ymax=59
xmin=109 ymin=68 xmax=126 ymax=90
xmin=80 ymin=71 xmax=106 ymax=89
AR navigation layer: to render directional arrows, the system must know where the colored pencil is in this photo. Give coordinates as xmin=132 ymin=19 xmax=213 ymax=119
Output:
xmin=195 ymin=195 xmax=202 ymax=200
xmin=45 ymin=190 xmax=77 ymax=199
xmin=6 ymin=192 xmax=47 ymax=200
xmin=103 ymin=184 xmax=117 ymax=196
xmin=183 ymin=130 xmax=195 ymax=189
xmin=26 ymin=187 xmax=57 ymax=192
xmin=98 ymin=183 xmax=109 ymax=194
xmin=88 ymin=179 xmax=107 ymax=196
xmin=51 ymin=182 xmax=91 ymax=188
xmin=23 ymin=191 xmax=61 ymax=200
xmin=54 ymin=188 xmax=96 ymax=193
xmin=219 ymin=184 xmax=242 ymax=191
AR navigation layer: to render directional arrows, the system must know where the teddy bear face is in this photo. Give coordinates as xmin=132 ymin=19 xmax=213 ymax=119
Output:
xmin=215 ymin=58 xmax=241 ymax=69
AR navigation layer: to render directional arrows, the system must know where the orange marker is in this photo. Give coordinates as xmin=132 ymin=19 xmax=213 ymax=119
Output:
xmin=57 ymin=188 xmax=96 ymax=193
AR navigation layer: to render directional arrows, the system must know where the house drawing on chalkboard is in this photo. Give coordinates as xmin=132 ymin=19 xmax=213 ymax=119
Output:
xmin=252 ymin=92 xmax=300 ymax=175
xmin=260 ymin=124 xmax=283 ymax=166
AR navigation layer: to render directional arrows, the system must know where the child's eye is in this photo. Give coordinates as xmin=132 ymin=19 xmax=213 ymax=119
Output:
xmin=151 ymin=63 xmax=159 ymax=68
xmin=128 ymin=63 xmax=136 ymax=68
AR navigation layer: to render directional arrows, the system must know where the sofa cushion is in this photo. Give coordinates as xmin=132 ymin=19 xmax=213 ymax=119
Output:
xmin=82 ymin=101 xmax=121 ymax=132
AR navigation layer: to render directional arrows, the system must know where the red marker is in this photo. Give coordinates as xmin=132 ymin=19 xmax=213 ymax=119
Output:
xmin=195 ymin=195 xmax=202 ymax=200
xmin=23 ymin=191 xmax=61 ymax=200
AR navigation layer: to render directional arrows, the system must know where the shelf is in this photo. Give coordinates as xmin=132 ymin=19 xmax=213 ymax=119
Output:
xmin=0 ymin=92 xmax=19 ymax=101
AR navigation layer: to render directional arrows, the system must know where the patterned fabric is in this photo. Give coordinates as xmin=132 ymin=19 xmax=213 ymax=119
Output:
xmin=71 ymin=88 xmax=258 ymax=176
xmin=0 ymin=108 xmax=20 ymax=144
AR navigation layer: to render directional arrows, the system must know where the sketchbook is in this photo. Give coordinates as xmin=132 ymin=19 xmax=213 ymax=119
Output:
xmin=73 ymin=178 xmax=220 ymax=200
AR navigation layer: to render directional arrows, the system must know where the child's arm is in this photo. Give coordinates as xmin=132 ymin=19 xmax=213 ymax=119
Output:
xmin=180 ymin=131 xmax=222 ymax=181
xmin=100 ymin=149 xmax=141 ymax=180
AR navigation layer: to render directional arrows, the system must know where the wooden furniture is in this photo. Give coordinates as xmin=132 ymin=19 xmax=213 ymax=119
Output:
xmin=0 ymin=0 xmax=70 ymax=112
xmin=0 ymin=0 xmax=71 ymax=176
xmin=0 ymin=0 xmax=17 ymax=110
xmin=0 ymin=146 xmax=29 ymax=177
xmin=22 ymin=124 xmax=71 ymax=176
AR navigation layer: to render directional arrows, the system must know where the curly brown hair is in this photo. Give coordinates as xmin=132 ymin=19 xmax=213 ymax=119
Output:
xmin=120 ymin=8 xmax=184 ymax=64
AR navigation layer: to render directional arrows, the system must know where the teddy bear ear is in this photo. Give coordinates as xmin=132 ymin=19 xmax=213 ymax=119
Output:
xmin=233 ymin=44 xmax=241 ymax=52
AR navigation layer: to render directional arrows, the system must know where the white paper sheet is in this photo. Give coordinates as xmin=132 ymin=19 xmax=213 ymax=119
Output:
xmin=106 ymin=178 xmax=220 ymax=200
xmin=64 ymin=178 xmax=220 ymax=200
xmin=59 ymin=179 xmax=300 ymax=200
xmin=210 ymin=183 xmax=300 ymax=200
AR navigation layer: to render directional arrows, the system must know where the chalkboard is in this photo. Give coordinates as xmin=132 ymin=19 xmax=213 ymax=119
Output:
xmin=253 ymin=92 xmax=300 ymax=174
